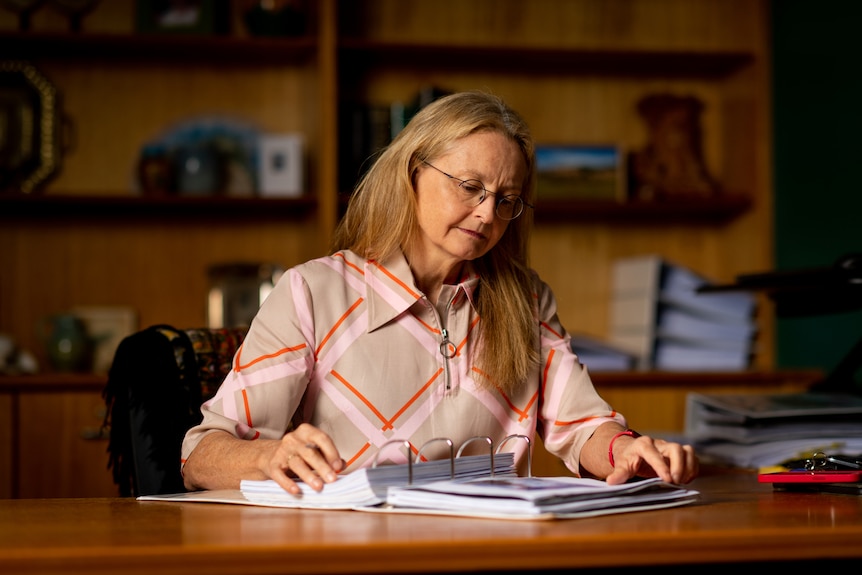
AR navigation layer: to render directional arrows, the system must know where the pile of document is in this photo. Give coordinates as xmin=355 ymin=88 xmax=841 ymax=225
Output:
xmin=140 ymin=447 xmax=700 ymax=520
xmin=239 ymin=452 xmax=517 ymax=509
xmin=384 ymin=475 xmax=698 ymax=520
xmin=609 ymin=254 xmax=757 ymax=371
xmin=569 ymin=333 xmax=636 ymax=372
xmin=685 ymin=391 xmax=862 ymax=468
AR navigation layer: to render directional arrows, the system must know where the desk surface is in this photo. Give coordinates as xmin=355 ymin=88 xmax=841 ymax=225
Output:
xmin=1 ymin=471 xmax=860 ymax=575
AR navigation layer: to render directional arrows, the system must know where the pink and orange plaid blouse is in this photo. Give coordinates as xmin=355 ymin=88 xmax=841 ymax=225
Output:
xmin=182 ymin=250 xmax=625 ymax=475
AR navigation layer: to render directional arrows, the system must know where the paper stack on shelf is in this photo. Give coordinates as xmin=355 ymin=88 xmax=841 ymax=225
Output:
xmin=569 ymin=333 xmax=637 ymax=372
xmin=609 ymin=254 xmax=757 ymax=370
xmin=685 ymin=391 xmax=862 ymax=468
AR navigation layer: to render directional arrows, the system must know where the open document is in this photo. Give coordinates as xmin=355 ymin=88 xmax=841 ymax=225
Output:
xmin=138 ymin=435 xmax=698 ymax=520
xmin=381 ymin=475 xmax=698 ymax=520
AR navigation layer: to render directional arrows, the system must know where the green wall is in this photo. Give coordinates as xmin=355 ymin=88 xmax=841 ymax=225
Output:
xmin=772 ymin=0 xmax=862 ymax=392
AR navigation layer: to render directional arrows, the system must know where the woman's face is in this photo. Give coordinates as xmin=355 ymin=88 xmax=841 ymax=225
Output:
xmin=413 ymin=131 xmax=527 ymax=280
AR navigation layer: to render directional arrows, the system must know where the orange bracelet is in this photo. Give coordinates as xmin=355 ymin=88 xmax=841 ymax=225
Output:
xmin=608 ymin=429 xmax=640 ymax=467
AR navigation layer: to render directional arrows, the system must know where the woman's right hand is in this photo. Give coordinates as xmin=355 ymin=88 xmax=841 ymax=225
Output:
xmin=263 ymin=423 xmax=345 ymax=494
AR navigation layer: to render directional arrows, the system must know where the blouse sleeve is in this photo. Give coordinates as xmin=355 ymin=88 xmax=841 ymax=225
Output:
xmin=533 ymin=274 xmax=628 ymax=475
xmin=181 ymin=267 xmax=316 ymax=462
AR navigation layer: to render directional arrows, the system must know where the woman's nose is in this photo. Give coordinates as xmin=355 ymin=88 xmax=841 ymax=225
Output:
xmin=475 ymin=194 xmax=498 ymax=221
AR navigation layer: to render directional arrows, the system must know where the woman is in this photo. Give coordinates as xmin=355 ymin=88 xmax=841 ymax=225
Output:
xmin=181 ymin=91 xmax=698 ymax=494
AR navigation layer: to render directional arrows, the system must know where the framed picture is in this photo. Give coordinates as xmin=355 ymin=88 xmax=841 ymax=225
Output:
xmin=258 ymin=133 xmax=304 ymax=198
xmin=135 ymin=0 xmax=230 ymax=35
xmin=535 ymin=145 xmax=625 ymax=202
xmin=0 ymin=60 xmax=61 ymax=194
xmin=71 ymin=306 xmax=138 ymax=374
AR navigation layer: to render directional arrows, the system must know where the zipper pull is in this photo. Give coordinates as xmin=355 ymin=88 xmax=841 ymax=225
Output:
xmin=439 ymin=328 xmax=455 ymax=358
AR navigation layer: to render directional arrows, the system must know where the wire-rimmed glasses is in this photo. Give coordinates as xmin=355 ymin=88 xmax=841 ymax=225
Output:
xmin=421 ymin=160 xmax=533 ymax=221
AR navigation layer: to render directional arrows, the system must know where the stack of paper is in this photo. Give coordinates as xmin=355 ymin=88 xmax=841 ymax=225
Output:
xmin=240 ymin=452 xmax=517 ymax=509
xmin=569 ymin=333 xmax=636 ymax=372
xmin=685 ymin=391 xmax=862 ymax=468
xmin=384 ymin=475 xmax=699 ymax=520
xmin=139 ymin=448 xmax=701 ymax=520
xmin=609 ymin=255 xmax=757 ymax=371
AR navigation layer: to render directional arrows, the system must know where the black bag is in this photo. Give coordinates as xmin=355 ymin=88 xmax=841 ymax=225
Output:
xmin=103 ymin=324 xmax=246 ymax=496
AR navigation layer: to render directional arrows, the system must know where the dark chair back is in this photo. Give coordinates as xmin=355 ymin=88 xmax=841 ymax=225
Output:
xmin=102 ymin=325 xmax=246 ymax=496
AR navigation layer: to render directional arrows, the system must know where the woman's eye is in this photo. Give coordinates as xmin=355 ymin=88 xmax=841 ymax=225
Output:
xmin=461 ymin=181 xmax=484 ymax=195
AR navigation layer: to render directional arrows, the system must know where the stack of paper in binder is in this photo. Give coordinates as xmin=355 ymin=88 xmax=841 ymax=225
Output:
xmin=609 ymin=255 xmax=757 ymax=371
xmin=684 ymin=391 xmax=862 ymax=469
xmin=569 ymin=333 xmax=637 ymax=372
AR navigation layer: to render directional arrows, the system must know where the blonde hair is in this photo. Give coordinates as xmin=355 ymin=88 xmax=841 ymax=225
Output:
xmin=331 ymin=91 xmax=539 ymax=394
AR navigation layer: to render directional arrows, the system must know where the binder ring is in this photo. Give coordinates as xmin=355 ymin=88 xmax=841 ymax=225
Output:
xmin=456 ymin=436 xmax=495 ymax=477
xmin=497 ymin=434 xmax=532 ymax=477
xmin=373 ymin=439 xmax=413 ymax=484
xmin=416 ymin=438 xmax=455 ymax=478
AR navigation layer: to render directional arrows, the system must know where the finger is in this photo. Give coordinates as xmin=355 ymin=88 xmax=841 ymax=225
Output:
xmin=287 ymin=450 xmax=327 ymax=492
xmin=269 ymin=460 xmax=303 ymax=495
xmin=300 ymin=429 xmax=345 ymax=473
xmin=288 ymin=424 xmax=345 ymax=474
xmin=680 ymin=445 xmax=700 ymax=484
xmin=605 ymin=464 xmax=637 ymax=485
xmin=632 ymin=440 xmax=674 ymax=483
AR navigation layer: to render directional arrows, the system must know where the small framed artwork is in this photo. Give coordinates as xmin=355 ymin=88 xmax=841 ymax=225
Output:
xmin=258 ymin=133 xmax=304 ymax=198
xmin=135 ymin=0 xmax=231 ymax=35
xmin=71 ymin=306 xmax=138 ymax=374
xmin=535 ymin=144 xmax=625 ymax=202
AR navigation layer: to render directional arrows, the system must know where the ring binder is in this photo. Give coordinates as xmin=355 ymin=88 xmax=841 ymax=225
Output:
xmin=140 ymin=433 xmax=700 ymax=519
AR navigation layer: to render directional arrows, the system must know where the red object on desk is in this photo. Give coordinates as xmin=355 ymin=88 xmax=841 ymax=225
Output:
xmin=758 ymin=470 xmax=862 ymax=483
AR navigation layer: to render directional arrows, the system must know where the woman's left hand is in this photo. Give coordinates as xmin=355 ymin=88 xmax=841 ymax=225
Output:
xmin=605 ymin=433 xmax=699 ymax=486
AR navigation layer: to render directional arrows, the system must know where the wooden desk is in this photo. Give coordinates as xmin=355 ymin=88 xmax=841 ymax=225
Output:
xmin=1 ymin=471 xmax=860 ymax=574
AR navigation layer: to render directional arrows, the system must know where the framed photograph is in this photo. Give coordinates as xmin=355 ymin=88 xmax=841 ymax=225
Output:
xmin=258 ymin=133 xmax=304 ymax=198
xmin=135 ymin=0 xmax=230 ymax=35
xmin=71 ymin=306 xmax=138 ymax=374
xmin=535 ymin=145 xmax=625 ymax=202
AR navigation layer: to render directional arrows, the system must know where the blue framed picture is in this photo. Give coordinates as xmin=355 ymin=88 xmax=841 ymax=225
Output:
xmin=535 ymin=144 xmax=625 ymax=201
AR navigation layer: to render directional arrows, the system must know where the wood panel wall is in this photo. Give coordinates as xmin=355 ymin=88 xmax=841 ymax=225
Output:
xmin=0 ymin=0 xmax=774 ymax=373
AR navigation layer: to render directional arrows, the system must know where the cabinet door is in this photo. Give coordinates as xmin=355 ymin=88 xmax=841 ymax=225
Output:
xmin=17 ymin=390 xmax=118 ymax=498
xmin=0 ymin=393 xmax=11 ymax=498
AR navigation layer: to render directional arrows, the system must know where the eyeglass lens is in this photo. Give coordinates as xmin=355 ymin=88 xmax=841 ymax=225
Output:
xmin=456 ymin=180 xmax=523 ymax=220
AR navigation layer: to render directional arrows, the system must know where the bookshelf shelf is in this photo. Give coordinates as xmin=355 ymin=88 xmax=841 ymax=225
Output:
xmin=0 ymin=31 xmax=317 ymax=64
xmin=533 ymin=194 xmax=752 ymax=224
xmin=339 ymin=41 xmax=753 ymax=78
xmin=0 ymin=194 xmax=318 ymax=220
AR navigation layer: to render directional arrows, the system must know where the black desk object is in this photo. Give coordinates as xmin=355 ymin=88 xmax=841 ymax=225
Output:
xmin=699 ymin=253 xmax=862 ymax=393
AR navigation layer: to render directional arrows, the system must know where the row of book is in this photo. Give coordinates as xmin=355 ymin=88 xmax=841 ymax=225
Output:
xmin=608 ymin=255 xmax=758 ymax=371
xmin=339 ymin=86 xmax=451 ymax=190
